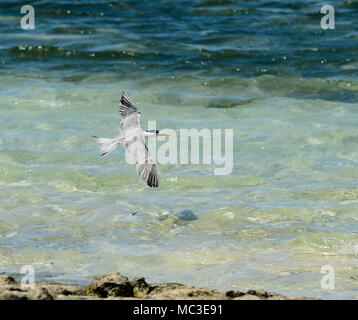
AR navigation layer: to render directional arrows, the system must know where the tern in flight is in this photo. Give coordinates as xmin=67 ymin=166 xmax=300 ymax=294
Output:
xmin=93 ymin=91 xmax=169 ymax=188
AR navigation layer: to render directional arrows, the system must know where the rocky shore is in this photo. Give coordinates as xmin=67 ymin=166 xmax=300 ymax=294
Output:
xmin=0 ymin=273 xmax=313 ymax=300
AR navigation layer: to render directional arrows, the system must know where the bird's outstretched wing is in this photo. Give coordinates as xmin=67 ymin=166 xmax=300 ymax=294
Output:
xmin=119 ymin=91 xmax=140 ymax=117
xmin=119 ymin=91 xmax=141 ymax=134
xmin=124 ymin=135 xmax=159 ymax=188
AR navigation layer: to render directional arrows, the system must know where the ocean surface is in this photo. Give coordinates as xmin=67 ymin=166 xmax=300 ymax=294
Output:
xmin=1 ymin=0 xmax=358 ymax=299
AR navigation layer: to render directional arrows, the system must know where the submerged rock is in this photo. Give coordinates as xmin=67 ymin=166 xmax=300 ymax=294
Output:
xmin=131 ymin=277 xmax=151 ymax=298
xmin=0 ymin=273 xmax=314 ymax=300
xmin=27 ymin=287 xmax=53 ymax=300
xmin=175 ymin=210 xmax=198 ymax=221
xmin=0 ymin=275 xmax=83 ymax=300
xmin=0 ymin=275 xmax=17 ymax=286
xmin=87 ymin=273 xmax=133 ymax=298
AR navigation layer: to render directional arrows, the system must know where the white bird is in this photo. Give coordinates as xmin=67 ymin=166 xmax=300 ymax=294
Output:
xmin=93 ymin=91 xmax=169 ymax=188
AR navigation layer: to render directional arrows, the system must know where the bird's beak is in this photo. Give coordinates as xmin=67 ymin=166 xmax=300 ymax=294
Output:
xmin=159 ymin=132 xmax=171 ymax=136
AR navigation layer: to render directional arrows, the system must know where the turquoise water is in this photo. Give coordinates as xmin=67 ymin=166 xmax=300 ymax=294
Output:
xmin=1 ymin=0 xmax=358 ymax=299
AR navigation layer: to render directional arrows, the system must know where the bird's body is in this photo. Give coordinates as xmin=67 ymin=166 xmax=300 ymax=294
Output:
xmin=93 ymin=91 xmax=168 ymax=188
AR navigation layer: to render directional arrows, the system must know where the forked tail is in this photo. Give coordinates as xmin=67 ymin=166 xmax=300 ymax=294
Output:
xmin=92 ymin=136 xmax=119 ymax=156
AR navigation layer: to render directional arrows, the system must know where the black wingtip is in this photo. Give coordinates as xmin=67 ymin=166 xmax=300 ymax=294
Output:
xmin=150 ymin=183 xmax=159 ymax=188
xmin=147 ymin=177 xmax=159 ymax=188
xmin=147 ymin=175 xmax=158 ymax=188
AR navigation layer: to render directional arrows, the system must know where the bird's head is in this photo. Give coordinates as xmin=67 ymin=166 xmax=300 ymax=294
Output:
xmin=145 ymin=130 xmax=171 ymax=137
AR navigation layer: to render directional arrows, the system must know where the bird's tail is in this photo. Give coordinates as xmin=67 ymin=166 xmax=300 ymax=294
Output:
xmin=92 ymin=136 xmax=119 ymax=156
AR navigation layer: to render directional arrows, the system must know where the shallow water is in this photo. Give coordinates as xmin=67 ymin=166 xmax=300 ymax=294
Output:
xmin=1 ymin=0 xmax=358 ymax=299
